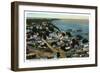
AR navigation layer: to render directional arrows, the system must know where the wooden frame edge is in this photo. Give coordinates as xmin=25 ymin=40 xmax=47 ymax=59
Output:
xmin=11 ymin=2 xmax=19 ymax=71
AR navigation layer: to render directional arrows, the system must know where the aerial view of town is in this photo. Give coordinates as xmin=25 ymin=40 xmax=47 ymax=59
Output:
xmin=26 ymin=14 xmax=89 ymax=60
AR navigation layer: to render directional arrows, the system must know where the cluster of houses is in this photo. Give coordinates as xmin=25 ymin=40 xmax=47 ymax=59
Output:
xmin=26 ymin=19 xmax=89 ymax=59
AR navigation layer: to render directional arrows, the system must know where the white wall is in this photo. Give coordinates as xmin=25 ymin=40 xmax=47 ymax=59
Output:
xmin=0 ymin=0 xmax=99 ymax=73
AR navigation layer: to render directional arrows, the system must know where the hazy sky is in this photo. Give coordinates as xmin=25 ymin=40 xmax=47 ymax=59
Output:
xmin=26 ymin=11 xmax=89 ymax=20
xmin=26 ymin=11 xmax=89 ymax=24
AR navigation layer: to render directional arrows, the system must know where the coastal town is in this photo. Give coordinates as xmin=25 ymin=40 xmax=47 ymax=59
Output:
xmin=26 ymin=19 xmax=89 ymax=60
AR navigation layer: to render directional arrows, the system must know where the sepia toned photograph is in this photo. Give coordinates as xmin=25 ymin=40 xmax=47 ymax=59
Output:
xmin=26 ymin=12 xmax=89 ymax=60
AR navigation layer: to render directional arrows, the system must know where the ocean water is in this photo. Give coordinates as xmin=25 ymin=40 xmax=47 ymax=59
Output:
xmin=52 ymin=20 xmax=89 ymax=39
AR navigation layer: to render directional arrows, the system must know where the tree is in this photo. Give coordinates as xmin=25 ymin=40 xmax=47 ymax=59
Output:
xmin=76 ymin=35 xmax=83 ymax=40
xmin=66 ymin=32 xmax=72 ymax=37
xmin=82 ymin=38 xmax=88 ymax=44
